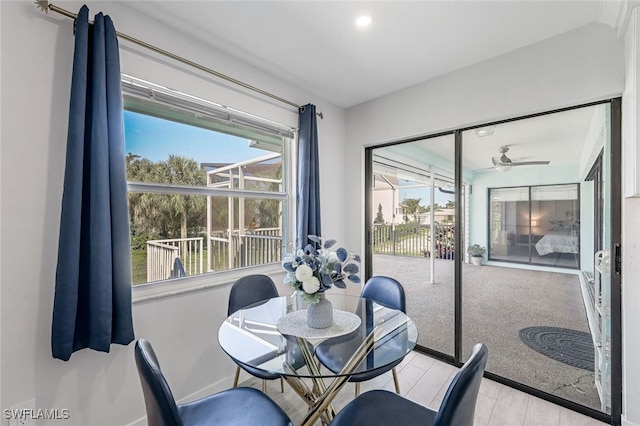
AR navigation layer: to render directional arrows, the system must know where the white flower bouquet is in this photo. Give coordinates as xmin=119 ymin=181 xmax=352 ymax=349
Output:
xmin=282 ymin=235 xmax=361 ymax=304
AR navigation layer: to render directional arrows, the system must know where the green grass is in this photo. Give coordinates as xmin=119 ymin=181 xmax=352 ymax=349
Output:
xmin=131 ymin=250 xmax=147 ymax=285
xmin=130 ymin=248 xmax=275 ymax=285
xmin=131 ymin=249 xmax=218 ymax=285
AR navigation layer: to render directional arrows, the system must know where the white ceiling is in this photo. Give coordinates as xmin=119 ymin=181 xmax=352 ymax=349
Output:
xmin=373 ymin=102 xmax=604 ymax=179
xmin=119 ymin=1 xmax=617 ymax=176
xmin=123 ymin=1 xmax=618 ymax=109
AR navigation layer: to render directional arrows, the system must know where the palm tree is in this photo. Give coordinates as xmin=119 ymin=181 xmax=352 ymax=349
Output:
xmin=157 ymin=155 xmax=206 ymax=239
xmin=400 ymin=198 xmax=422 ymax=222
xmin=126 ymin=153 xmax=207 ymax=249
xmin=126 ymin=153 xmax=165 ymax=238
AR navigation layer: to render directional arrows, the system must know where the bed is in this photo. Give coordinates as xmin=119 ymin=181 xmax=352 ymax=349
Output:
xmin=535 ymin=228 xmax=579 ymax=256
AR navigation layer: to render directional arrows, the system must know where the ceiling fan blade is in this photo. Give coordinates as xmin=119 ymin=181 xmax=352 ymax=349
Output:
xmin=510 ymin=160 xmax=551 ymax=166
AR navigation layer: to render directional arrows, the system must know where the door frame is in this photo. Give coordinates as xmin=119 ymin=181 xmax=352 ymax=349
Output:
xmin=363 ymin=98 xmax=622 ymax=425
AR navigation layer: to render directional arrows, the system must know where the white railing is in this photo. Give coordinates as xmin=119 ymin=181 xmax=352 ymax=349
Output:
xmin=373 ymin=223 xmax=456 ymax=260
xmin=146 ymin=229 xmax=282 ymax=281
xmin=146 ymin=237 xmax=204 ymax=282
xmin=208 ymin=228 xmax=282 ymax=271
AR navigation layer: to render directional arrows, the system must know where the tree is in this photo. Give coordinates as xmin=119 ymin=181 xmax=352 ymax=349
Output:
xmin=157 ymin=155 xmax=207 ymax=239
xmin=126 ymin=153 xmax=164 ymax=240
xmin=374 ymin=203 xmax=385 ymax=224
xmin=400 ymin=197 xmax=422 ymax=222
xmin=253 ymin=163 xmax=282 ymax=228
xmin=125 ymin=154 xmax=206 ymax=242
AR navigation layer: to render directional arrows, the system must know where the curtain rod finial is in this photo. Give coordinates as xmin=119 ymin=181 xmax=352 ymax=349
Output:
xmin=34 ymin=0 xmax=50 ymax=13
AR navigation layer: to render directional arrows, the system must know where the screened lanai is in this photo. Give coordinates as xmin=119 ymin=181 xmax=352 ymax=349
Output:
xmin=372 ymin=145 xmax=458 ymax=283
xmin=367 ymin=103 xmax=612 ymax=414
xmin=144 ymin=151 xmax=286 ymax=282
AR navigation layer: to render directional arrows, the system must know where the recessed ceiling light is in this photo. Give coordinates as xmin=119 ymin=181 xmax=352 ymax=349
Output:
xmin=475 ymin=126 xmax=495 ymax=137
xmin=355 ymin=14 xmax=374 ymax=28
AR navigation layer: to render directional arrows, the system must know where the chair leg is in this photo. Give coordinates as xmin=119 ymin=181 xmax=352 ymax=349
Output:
xmin=262 ymin=379 xmax=267 ymax=393
xmin=280 ymin=377 xmax=284 ymax=393
xmin=355 ymin=382 xmax=360 ymax=397
xmin=392 ymin=367 xmax=400 ymax=394
xmin=233 ymin=366 xmax=241 ymax=388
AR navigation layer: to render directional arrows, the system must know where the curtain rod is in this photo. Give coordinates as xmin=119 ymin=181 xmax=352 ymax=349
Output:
xmin=35 ymin=0 xmax=323 ymax=119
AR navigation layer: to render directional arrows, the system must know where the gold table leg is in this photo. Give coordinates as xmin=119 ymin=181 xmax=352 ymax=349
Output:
xmin=284 ymin=316 xmax=409 ymax=426
xmin=299 ymin=325 xmax=380 ymax=426
xmin=296 ymin=336 xmax=336 ymax=421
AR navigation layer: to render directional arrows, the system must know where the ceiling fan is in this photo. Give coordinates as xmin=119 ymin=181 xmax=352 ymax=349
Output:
xmin=491 ymin=145 xmax=550 ymax=172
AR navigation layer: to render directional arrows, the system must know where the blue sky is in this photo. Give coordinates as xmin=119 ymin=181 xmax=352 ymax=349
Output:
xmin=124 ymin=111 xmax=265 ymax=163
xmin=398 ymin=187 xmax=454 ymax=207
xmin=124 ymin=111 xmax=455 ymax=206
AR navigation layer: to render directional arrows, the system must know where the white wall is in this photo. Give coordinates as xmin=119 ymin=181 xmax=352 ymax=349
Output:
xmin=622 ymin=5 xmax=640 ymax=426
xmin=0 ymin=1 xmax=345 ymax=425
xmin=345 ymin=20 xmax=631 ymax=422
xmin=0 ymin=0 xmax=4 ymax=415
xmin=2 ymin=1 xmax=638 ymax=425
xmin=345 ymin=23 xmax=623 ymax=256
xmin=372 ymin=189 xmax=395 ymax=225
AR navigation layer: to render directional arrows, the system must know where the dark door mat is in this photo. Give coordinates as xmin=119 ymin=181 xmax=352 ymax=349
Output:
xmin=518 ymin=326 xmax=594 ymax=371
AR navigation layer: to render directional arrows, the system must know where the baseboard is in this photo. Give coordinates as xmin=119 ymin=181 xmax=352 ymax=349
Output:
xmin=178 ymin=376 xmax=235 ymax=403
xmin=123 ymin=375 xmax=235 ymax=426
xmin=123 ymin=416 xmax=146 ymax=426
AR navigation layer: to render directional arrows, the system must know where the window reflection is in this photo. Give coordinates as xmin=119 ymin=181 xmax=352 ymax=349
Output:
xmin=489 ymin=184 xmax=580 ymax=268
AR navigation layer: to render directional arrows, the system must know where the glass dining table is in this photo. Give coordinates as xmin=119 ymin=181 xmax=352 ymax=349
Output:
xmin=218 ymin=293 xmax=418 ymax=426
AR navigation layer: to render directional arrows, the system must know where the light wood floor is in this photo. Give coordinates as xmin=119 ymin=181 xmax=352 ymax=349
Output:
xmin=241 ymin=350 xmax=608 ymax=426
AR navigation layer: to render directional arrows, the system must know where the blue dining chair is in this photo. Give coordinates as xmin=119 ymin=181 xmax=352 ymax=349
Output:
xmin=134 ymin=338 xmax=292 ymax=426
xmin=315 ymin=275 xmax=406 ymax=396
xmin=228 ymin=274 xmax=284 ymax=393
xmin=330 ymin=343 xmax=489 ymax=426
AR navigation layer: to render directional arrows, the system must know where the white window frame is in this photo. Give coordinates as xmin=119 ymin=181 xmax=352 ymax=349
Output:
xmin=121 ymin=75 xmax=297 ymax=302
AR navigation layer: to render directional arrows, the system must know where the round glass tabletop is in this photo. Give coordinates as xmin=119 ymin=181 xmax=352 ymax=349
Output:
xmin=218 ymin=293 xmax=418 ymax=378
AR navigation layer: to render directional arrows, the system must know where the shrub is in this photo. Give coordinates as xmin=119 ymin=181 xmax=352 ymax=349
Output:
xmin=467 ymin=244 xmax=486 ymax=257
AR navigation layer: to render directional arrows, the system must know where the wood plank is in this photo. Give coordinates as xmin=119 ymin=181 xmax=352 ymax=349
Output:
xmin=403 ymin=360 xmax=456 ymax=407
xmin=487 ymin=385 xmax=528 ymax=426
xmin=559 ymin=409 xmax=601 ymax=426
xmin=524 ymin=396 xmax=560 ymax=426
xmin=474 ymin=392 xmax=498 ymax=426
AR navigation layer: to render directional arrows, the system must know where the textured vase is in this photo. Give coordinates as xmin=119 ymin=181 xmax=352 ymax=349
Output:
xmin=307 ymin=292 xmax=334 ymax=329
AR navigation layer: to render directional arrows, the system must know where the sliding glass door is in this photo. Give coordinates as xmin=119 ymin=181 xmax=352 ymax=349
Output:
xmin=488 ymin=184 xmax=580 ymax=268
xmin=460 ymin=104 xmax=608 ymax=413
xmin=364 ymin=100 xmax=621 ymax=423
xmin=368 ymin=134 xmax=456 ymax=358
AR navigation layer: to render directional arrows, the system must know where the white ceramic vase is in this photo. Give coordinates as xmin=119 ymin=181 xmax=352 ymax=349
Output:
xmin=307 ymin=292 xmax=333 ymax=328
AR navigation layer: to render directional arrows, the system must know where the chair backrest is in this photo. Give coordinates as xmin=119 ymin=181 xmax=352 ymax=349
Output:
xmin=134 ymin=339 xmax=183 ymax=426
xmin=228 ymin=274 xmax=279 ymax=316
xmin=361 ymin=276 xmax=406 ymax=313
xmin=171 ymin=257 xmax=187 ymax=279
xmin=434 ymin=343 xmax=488 ymax=426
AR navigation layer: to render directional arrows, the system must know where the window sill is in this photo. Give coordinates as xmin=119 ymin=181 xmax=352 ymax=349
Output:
xmin=132 ymin=263 xmax=285 ymax=304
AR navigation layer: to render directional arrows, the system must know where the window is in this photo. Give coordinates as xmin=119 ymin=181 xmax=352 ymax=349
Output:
xmin=488 ymin=184 xmax=580 ymax=268
xmin=122 ymin=76 xmax=295 ymax=286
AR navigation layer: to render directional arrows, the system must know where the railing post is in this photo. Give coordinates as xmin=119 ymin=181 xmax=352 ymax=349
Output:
xmin=392 ymin=228 xmax=396 ymax=256
xmin=199 ymin=237 xmax=203 ymax=275
xmin=240 ymin=236 xmax=245 ymax=268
